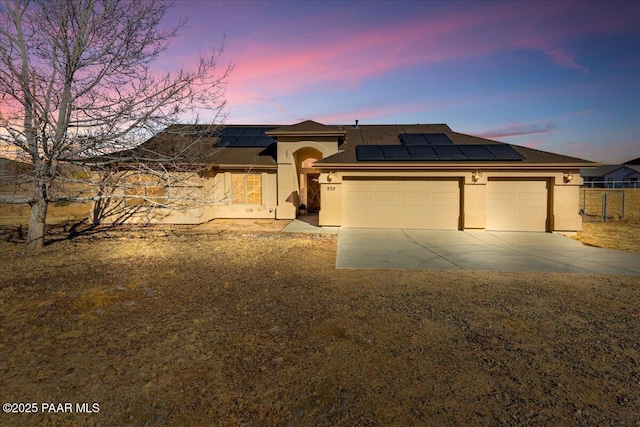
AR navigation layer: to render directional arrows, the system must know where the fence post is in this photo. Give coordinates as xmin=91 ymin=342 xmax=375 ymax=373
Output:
xmin=602 ymin=193 xmax=607 ymax=222
xmin=622 ymin=189 xmax=625 ymax=219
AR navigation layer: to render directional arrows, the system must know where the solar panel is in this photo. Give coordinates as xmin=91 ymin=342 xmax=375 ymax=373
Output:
xmin=406 ymin=145 xmax=438 ymax=160
xmin=486 ymin=144 xmax=524 ymax=160
xmin=400 ymin=134 xmax=428 ymax=145
xmin=424 ymin=133 xmax=453 ymax=145
xmin=382 ymin=146 xmax=412 ymax=160
xmin=240 ymin=127 xmax=267 ymax=136
xmin=432 ymin=145 xmax=466 ymax=160
xmin=356 ymin=143 xmax=524 ymax=161
xmin=458 ymin=145 xmax=495 ymax=160
xmin=356 ymin=145 xmax=385 ymax=160
xmin=215 ymin=127 xmax=276 ymax=147
xmin=400 ymin=133 xmax=453 ymax=145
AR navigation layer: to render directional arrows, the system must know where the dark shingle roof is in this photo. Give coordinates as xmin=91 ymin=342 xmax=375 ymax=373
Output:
xmin=108 ymin=124 xmax=278 ymax=167
xmin=316 ymin=124 xmax=594 ymax=165
xmin=581 ymin=164 xmax=640 ymax=178
xmin=625 ymin=157 xmax=640 ymax=165
xmin=123 ymin=122 xmax=595 ymax=168
xmin=267 ymin=120 xmax=345 ymax=135
xmin=580 ymin=165 xmax=623 ymax=178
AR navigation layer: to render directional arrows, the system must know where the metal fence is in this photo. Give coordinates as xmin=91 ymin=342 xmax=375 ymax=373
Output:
xmin=582 ymin=180 xmax=638 ymax=188
xmin=579 ymin=188 xmax=639 ymax=222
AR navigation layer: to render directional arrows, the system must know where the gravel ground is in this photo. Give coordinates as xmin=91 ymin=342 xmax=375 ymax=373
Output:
xmin=0 ymin=226 xmax=639 ymax=426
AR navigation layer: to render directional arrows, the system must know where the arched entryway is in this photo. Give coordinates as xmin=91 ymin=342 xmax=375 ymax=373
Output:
xmin=294 ymin=147 xmax=323 ymax=215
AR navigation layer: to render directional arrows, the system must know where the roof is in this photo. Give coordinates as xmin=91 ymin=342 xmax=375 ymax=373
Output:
xmin=625 ymin=157 xmax=640 ymax=165
xmin=120 ymin=121 xmax=596 ymax=168
xmin=106 ymin=124 xmax=278 ymax=167
xmin=266 ymin=120 xmax=345 ymax=136
xmin=581 ymin=164 xmax=640 ymax=178
xmin=315 ymin=124 xmax=594 ymax=166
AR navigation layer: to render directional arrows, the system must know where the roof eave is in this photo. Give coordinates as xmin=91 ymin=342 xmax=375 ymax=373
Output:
xmin=265 ymin=131 xmax=346 ymax=137
xmin=213 ymin=164 xmax=278 ymax=170
xmin=313 ymin=162 xmax=597 ymax=170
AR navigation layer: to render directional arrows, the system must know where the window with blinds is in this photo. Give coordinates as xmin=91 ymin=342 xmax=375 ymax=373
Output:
xmin=231 ymin=173 xmax=262 ymax=204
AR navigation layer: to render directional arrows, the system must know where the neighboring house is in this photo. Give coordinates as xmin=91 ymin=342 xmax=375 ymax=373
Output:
xmin=104 ymin=120 xmax=597 ymax=232
xmin=580 ymin=159 xmax=640 ymax=188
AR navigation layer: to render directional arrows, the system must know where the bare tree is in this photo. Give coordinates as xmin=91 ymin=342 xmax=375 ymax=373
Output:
xmin=0 ymin=0 xmax=230 ymax=249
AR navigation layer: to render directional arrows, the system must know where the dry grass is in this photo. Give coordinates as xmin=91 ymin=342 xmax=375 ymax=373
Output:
xmin=1 ymin=227 xmax=639 ymax=427
xmin=0 ymin=202 xmax=90 ymax=227
xmin=574 ymin=188 xmax=640 ymax=253
xmin=574 ymin=219 xmax=640 ymax=253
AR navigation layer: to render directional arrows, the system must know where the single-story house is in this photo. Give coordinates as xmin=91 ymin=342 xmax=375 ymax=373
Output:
xmin=580 ymin=159 xmax=640 ymax=188
xmin=103 ymin=120 xmax=597 ymax=232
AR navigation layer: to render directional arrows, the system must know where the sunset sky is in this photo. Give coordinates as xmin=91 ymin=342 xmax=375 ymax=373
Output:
xmin=158 ymin=0 xmax=639 ymax=164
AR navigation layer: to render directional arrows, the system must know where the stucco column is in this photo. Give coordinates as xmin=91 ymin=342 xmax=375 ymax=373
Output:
xmin=276 ymin=162 xmax=298 ymax=219
xmin=464 ymin=181 xmax=487 ymax=229
xmin=553 ymin=178 xmax=583 ymax=231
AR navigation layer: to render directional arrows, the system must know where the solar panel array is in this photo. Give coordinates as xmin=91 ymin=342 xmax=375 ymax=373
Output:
xmin=356 ymin=144 xmax=524 ymax=161
xmin=215 ymin=126 xmax=277 ymax=147
xmin=399 ymin=133 xmax=454 ymax=145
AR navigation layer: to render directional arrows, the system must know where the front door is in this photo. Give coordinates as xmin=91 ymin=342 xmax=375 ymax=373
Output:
xmin=307 ymin=174 xmax=321 ymax=213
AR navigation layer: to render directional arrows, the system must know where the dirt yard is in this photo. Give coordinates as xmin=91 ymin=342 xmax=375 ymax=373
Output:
xmin=1 ymin=223 xmax=639 ymax=426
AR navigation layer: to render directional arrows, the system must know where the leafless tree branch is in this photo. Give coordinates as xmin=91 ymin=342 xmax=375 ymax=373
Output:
xmin=0 ymin=0 xmax=231 ymax=249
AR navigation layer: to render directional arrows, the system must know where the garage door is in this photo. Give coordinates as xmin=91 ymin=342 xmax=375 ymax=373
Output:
xmin=342 ymin=179 xmax=460 ymax=229
xmin=486 ymin=180 xmax=548 ymax=232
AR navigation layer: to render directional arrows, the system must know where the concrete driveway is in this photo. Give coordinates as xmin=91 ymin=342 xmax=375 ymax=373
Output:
xmin=336 ymin=229 xmax=640 ymax=275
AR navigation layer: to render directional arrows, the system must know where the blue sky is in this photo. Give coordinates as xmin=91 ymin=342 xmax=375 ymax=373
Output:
xmin=164 ymin=0 xmax=639 ymax=163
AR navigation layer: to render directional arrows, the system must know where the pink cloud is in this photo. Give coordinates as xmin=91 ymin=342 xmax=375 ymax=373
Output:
xmin=513 ymin=35 xmax=589 ymax=73
xmin=219 ymin=0 xmax=632 ymax=112
xmin=476 ymin=121 xmax=557 ymax=140
xmin=163 ymin=1 xmax=639 ymax=130
xmin=313 ymin=99 xmax=459 ymax=124
xmin=222 ymin=4 xmax=514 ymax=106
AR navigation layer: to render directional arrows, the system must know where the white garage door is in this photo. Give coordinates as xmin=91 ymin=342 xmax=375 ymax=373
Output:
xmin=342 ymin=179 xmax=460 ymax=229
xmin=486 ymin=180 xmax=548 ymax=232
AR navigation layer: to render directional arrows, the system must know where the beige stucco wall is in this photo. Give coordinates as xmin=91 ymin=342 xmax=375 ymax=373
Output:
xmin=215 ymin=171 xmax=277 ymax=219
xmin=319 ymin=172 xmax=342 ymax=226
xmin=276 ymin=139 xmax=339 ymax=219
xmin=92 ymin=171 xmax=217 ymax=225
xmin=553 ymin=175 xmax=583 ymax=231
xmin=317 ymin=169 xmax=584 ymax=232
xmin=463 ymin=183 xmax=486 ymax=229
xmin=96 ymin=159 xmax=584 ymax=231
xmin=94 ymin=169 xmax=277 ymax=224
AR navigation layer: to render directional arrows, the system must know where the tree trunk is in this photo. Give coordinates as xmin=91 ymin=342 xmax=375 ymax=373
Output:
xmin=26 ymin=198 xmax=48 ymax=250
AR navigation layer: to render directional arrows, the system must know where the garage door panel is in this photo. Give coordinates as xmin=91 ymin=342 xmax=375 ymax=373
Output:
xmin=375 ymin=205 xmax=402 ymax=217
xmin=348 ymin=191 xmax=374 ymax=203
xmin=375 ymin=192 xmax=400 ymax=201
xmin=433 ymin=194 xmax=459 ymax=204
xmin=404 ymin=191 xmax=429 ymax=201
xmin=487 ymin=180 xmax=548 ymax=232
xmin=343 ymin=179 xmax=460 ymax=229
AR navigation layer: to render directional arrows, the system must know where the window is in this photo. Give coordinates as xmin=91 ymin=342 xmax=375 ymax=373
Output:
xmin=231 ymin=173 xmax=262 ymax=204
xmin=124 ymin=183 xmax=166 ymax=207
